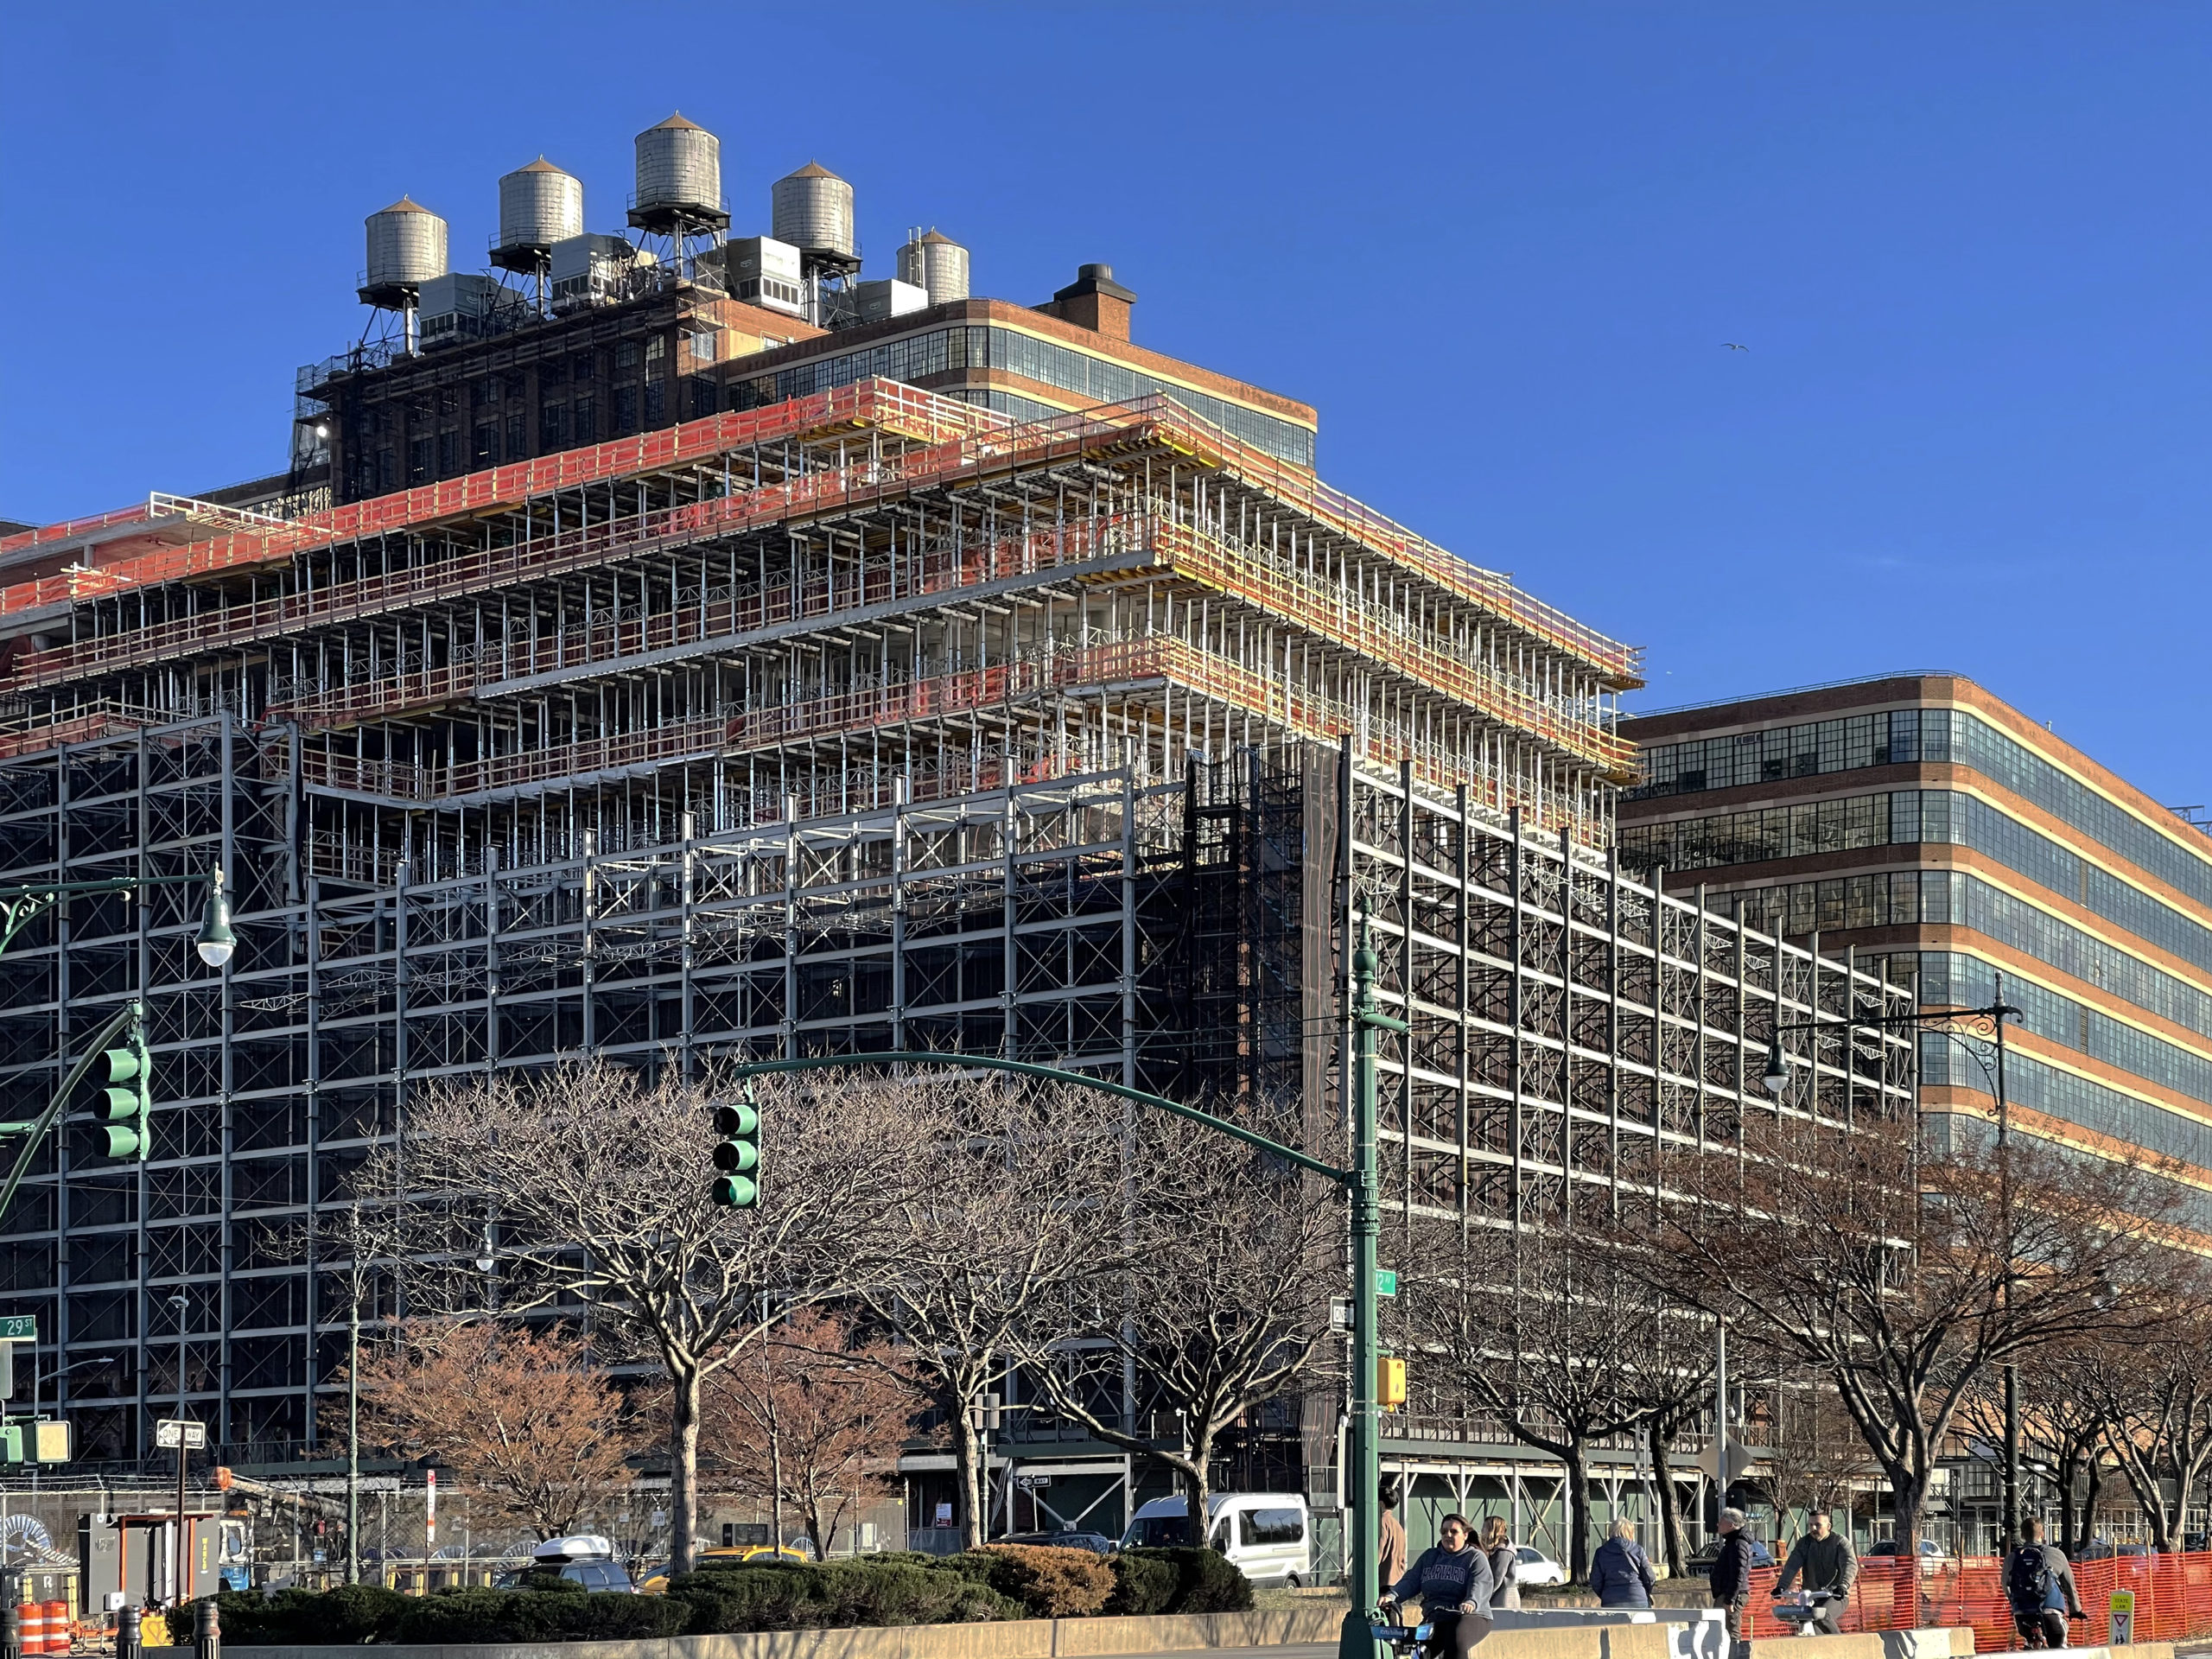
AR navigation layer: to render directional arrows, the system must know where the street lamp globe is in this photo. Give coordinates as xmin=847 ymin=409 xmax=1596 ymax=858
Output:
xmin=1761 ymin=1037 xmax=1789 ymax=1096
xmin=195 ymin=871 xmax=236 ymax=969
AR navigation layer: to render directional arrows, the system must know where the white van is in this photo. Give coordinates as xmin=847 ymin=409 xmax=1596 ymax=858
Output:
xmin=1120 ymin=1493 xmax=1313 ymax=1586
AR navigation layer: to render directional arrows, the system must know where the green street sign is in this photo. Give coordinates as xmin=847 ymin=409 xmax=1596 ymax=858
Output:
xmin=0 ymin=1317 xmax=35 ymax=1341
xmin=1376 ymin=1269 xmax=1398 ymax=1298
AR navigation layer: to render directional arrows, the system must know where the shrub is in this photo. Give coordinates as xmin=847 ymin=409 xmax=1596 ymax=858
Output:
xmin=1115 ymin=1547 xmax=1254 ymax=1614
xmin=962 ymin=1546 xmax=1116 ymax=1618
xmin=1105 ymin=1550 xmax=1178 ymax=1616
xmin=667 ymin=1562 xmax=825 ymax=1632
xmin=183 ymin=1584 xmax=410 ymax=1643
xmin=668 ymin=1556 xmax=1020 ymax=1632
xmin=391 ymin=1585 xmax=690 ymax=1643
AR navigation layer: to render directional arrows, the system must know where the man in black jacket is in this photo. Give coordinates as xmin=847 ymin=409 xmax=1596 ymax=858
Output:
xmin=1774 ymin=1510 xmax=1858 ymax=1635
xmin=1709 ymin=1508 xmax=1757 ymax=1649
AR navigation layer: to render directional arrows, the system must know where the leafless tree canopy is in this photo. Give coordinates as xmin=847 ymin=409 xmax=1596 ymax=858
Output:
xmin=1630 ymin=1110 xmax=2196 ymax=1554
xmin=395 ymin=1060 xmax=912 ymax=1573
xmin=1020 ymin=1111 xmax=1343 ymax=1532
xmin=1404 ymin=1218 xmax=1703 ymax=1582
xmin=841 ymin=1075 xmax=1122 ymax=1552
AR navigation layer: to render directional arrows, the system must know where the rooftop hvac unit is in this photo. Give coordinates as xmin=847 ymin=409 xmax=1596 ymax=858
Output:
xmin=417 ymin=274 xmax=508 ymax=348
xmin=845 ymin=277 xmax=928 ymax=327
xmin=549 ymin=233 xmax=649 ymax=311
xmin=724 ymin=237 xmax=808 ymax=319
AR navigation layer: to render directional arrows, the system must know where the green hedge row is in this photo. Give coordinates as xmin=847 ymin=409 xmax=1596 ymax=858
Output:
xmin=188 ymin=1546 xmax=1252 ymax=1643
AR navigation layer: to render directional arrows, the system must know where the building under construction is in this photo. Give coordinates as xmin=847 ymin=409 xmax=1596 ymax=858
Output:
xmin=0 ymin=115 xmax=1913 ymax=1576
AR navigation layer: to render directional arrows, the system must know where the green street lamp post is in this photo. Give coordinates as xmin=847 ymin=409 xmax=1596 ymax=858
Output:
xmin=1760 ymin=978 xmax=2024 ymax=1549
xmin=721 ymin=908 xmax=1403 ymax=1659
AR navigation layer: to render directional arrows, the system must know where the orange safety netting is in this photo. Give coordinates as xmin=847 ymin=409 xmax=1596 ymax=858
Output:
xmin=1738 ymin=1553 xmax=2212 ymax=1651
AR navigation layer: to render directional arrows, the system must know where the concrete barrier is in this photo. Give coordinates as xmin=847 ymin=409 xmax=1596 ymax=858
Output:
xmin=217 ymin=1615 xmax=1991 ymax=1659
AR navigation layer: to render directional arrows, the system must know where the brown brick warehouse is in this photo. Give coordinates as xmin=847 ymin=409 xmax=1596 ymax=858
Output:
xmin=0 ymin=117 xmax=1914 ymax=1580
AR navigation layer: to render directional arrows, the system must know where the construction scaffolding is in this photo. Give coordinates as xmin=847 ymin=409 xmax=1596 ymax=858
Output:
xmin=0 ymin=377 xmax=1910 ymax=1546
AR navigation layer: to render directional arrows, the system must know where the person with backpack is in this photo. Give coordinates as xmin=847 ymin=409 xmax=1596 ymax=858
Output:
xmin=1773 ymin=1510 xmax=1857 ymax=1634
xmin=2005 ymin=1518 xmax=2085 ymax=1650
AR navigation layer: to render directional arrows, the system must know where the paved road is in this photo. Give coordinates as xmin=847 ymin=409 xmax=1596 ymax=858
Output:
xmin=1103 ymin=1648 xmax=1336 ymax=1659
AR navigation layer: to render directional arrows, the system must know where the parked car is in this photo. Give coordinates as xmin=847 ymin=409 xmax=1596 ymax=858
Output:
xmin=495 ymin=1534 xmax=637 ymax=1593
xmin=1511 ymin=1545 xmax=1570 ymax=1588
xmin=635 ymin=1543 xmax=811 ymax=1592
xmin=998 ymin=1529 xmax=1116 ymax=1555
xmin=1121 ymin=1493 xmax=1313 ymax=1586
xmin=1865 ymin=1538 xmax=1950 ymax=1561
xmin=1688 ymin=1536 xmax=1777 ymax=1569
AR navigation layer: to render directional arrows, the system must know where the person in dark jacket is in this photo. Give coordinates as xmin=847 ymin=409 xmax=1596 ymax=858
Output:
xmin=1773 ymin=1510 xmax=1857 ymax=1635
xmin=1708 ymin=1508 xmax=1756 ymax=1646
xmin=2005 ymin=1518 xmax=2085 ymax=1650
xmin=1382 ymin=1513 xmax=1496 ymax=1659
xmin=1592 ymin=1517 xmax=1657 ymax=1608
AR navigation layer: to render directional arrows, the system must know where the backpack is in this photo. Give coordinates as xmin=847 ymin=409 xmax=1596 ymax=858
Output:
xmin=2006 ymin=1544 xmax=2053 ymax=1608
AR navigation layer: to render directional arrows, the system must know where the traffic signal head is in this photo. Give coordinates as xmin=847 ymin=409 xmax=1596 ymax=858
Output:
xmin=710 ymin=1093 xmax=761 ymax=1208
xmin=96 ymin=1030 xmax=150 ymax=1161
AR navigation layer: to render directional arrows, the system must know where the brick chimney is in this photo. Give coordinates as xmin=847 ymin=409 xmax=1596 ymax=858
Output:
xmin=1038 ymin=263 xmax=1135 ymax=340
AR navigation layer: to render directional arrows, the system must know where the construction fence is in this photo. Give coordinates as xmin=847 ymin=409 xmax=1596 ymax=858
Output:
xmin=1742 ymin=1554 xmax=2212 ymax=1651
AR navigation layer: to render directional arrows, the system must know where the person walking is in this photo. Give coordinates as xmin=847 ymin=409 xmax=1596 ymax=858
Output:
xmin=1480 ymin=1516 xmax=1522 ymax=1612
xmin=1381 ymin=1512 xmax=1497 ymax=1659
xmin=1380 ymin=1478 xmax=1408 ymax=1608
xmin=1592 ymin=1517 xmax=1657 ymax=1609
xmin=1709 ymin=1508 xmax=1757 ymax=1651
xmin=1773 ymin=1510 xmax=1857 ymax=1635
xmin=2005 ymin=1518 xmax=2085 ymax=1650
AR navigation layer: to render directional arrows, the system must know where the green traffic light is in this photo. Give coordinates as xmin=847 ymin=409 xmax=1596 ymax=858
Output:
xmin=92 ymin=1026 xmax=150 ymax=1165
xmin=709 ymin=1094 xmax=761 ymax=1208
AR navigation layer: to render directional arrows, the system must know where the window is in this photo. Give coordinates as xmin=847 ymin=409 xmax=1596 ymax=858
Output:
xmin=471 ymin=378 xmax=495 ymax=409
xmin=540 ymin=404 xmax=566 ymax=452
xmin=614 ymin=386 xmax=639 ymax=435
xmin=505 ymin=372 xmax=526 ymax=400
xmin=615 ymin=340 xmax=640 ymax=372
xmin=406 ymin=437 xmax=433 ymax=484
xmin=572 ymin=352 xmax=594 ymax=382
xmin=689 ymin=375 xmax=716 ymax=418
xmin=645 ymin=383 xmax=664 ymax=424
xmin=437 ymin=385 xmax=458 ymax=415
xmin=375 ymin=448 xmax=395 ymax=492
xmin=645 ymin=334 xmax=667 ymax=372
xmin=436 ymin=430 xmax=459 ymax=476
xmin=473 ymin=426 xmax=496 ymax=467
xmin=573 ymin=396 xmax=595 ymax=445
xmin=540 ymin=359 xmax=567 ymax=388
xmin=505 ymin=413 xmax=525 ymax=461
xmin=1239 ymin=1509 xmax=1304 ymax=1547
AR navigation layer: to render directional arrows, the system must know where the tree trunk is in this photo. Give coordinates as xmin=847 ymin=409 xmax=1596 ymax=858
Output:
xmin=1647 ymin=1415 xmax=1690 ymax=1578
xmin=1889 ymin=1465 xmax=1926 ymax=1630
xmin=1185 ymin=1431 xmax=1215 ymax=1550
xmin=1564 ymin=1446 xmax=1595 ymax=1586
xmin=2080 ymin=1456 xmax=2103 ymax=1554
xmin=670 ymin=1360 xmax=702 ymax=1575
xmin=954 ymin=1402 xmax=986 ymax=1550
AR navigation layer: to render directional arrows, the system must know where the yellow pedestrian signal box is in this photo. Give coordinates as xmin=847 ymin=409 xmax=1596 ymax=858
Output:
xmin=1378 ymin=1356 xmax=1407 ymax=1410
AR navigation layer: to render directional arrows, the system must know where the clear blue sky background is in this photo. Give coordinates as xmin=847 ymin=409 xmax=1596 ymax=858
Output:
xmin=3 ymin=5 xmax=2207 ymax=803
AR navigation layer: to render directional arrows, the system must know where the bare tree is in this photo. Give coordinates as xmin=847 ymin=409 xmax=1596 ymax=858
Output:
xmin=845 ymin=1075 xmax=1118 ymax=1551
xmin=2089 ymin=1306 xmax=2212 ymax=1552
xmin=397 ymin=1060 xmax=906 ymax=1573
xmin=351 ymin=1319 xmax=635 ymax=1539
xmin=1405 ymin=1221 xmax=1669 ymax=1584
xmin=700 ymin=1307 xmax=922 ymax=1560
xmin=1628 ymin=1110 xmax=2190 ymax=1560
xmin=1019 ymin=1113 xmax=1341 ymax=1540
xmin=1959 ymin=1344 xmax=2113 ymax=1554
xmin=1755 ymin=1377 xmax=1878 ymax=1548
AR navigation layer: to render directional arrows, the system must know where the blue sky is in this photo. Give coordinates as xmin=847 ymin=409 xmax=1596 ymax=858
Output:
xmin=3 ymin=4 xmax=2207 ymax=803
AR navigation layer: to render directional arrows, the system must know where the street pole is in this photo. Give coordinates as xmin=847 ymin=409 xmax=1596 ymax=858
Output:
xmin=169 ymin=1292 xmax=188 ymax=1605
xmin=1344 ymin=919 xmax=1389 ymax=1659
xmin=1995 ymin=974 xmax=2020 ymax=1552
xmin=347 ymin=1204 xmax=362 ymax=1587
xmin=1714 ymin=1321 xmax=1729 ymax=1516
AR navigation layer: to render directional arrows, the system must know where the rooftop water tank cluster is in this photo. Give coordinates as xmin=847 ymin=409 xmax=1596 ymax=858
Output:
xmin=355 ymin=114 xmax=971 ymax=332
